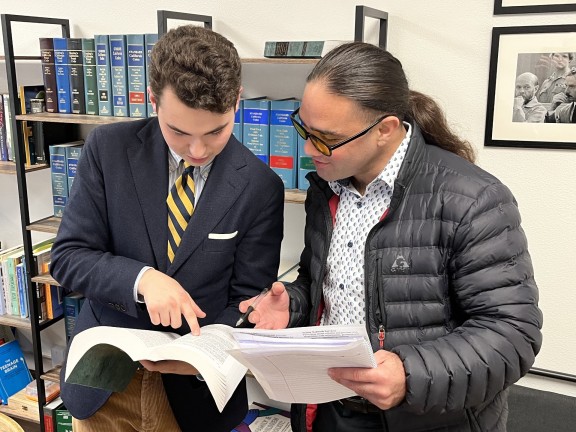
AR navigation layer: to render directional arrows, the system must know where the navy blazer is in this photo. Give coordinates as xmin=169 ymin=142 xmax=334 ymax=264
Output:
xmin=50 ymin=118 xmax=284 ymax=431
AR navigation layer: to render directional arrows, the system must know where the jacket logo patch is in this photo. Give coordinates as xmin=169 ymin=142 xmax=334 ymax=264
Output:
xmin=391 ymin=255 xmax=411 ymax=273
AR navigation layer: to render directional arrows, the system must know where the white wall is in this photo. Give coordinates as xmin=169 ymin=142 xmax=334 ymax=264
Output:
xmin=0 ymin=0 xmax=575 ymax=395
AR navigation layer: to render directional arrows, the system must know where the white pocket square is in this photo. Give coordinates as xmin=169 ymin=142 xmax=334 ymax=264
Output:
xmin=208 ymin=231 xmax=238 ymax=240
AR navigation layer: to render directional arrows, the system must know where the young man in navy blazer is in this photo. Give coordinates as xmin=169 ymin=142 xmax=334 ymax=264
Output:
xmin=50 ymin=25 xmax=284 ymax=432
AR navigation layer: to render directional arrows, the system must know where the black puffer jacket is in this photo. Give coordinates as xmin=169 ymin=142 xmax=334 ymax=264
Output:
xmin=287 ymin=124 xmax=543 ymax=432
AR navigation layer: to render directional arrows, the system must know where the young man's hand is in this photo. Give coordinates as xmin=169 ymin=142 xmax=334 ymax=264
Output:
xmin=138 ymin=269 xmax=206 ymax=335
xmin=139 ymin=360 xmax=199 ymax=376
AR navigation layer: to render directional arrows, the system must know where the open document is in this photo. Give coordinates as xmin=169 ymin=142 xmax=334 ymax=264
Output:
xmin=65 ymin=324 xmax=375 ymax=412
xmin=229 ymin=325 xmax=376 ymax=404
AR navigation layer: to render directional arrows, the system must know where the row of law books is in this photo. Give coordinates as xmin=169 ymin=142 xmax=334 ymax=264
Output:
xmin=234 ymin=98 xmax=314 ymax=190
xmin=0 ymin=238 xmax=64 ymax=321
xmin=40 ymin=34 xmax=159 ymax=118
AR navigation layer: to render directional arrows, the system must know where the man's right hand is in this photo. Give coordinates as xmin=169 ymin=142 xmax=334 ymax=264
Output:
xmin=138 ymin=269 xmax=206 ymax=335
xmin=550 ymin=92 xmax=569 ymax=110
xmin=239 ymin=281 xmax=290 ymax=329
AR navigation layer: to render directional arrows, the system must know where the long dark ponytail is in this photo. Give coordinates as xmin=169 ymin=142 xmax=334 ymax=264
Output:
xmin=307 ymin=42 xmax=476 ymax=163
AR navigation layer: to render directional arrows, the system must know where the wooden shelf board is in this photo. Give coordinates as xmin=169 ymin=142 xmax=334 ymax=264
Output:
xmin=0 ymin=161 xmax=49 ymax=175
xmin=0 ymin=315 xmax=31 ymax=329
xmin=284 ymin=189 xmax=306 ymax=204
xmin=27 ymin=216 xmax=61 ymax=234
xmin=242 ymin=57 xmax=319 ymax=64
xmin=41 ymin=366 xmax=61 ymax=384
xmin=31 ymin=273 xmax=59 ymax=286
xmin=0 ymin=388 xmax=40 ymax=423
xmin=16 ymin=112 xmax=142 ymax=125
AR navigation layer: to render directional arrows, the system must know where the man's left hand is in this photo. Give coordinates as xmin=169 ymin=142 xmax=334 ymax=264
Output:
xmin=328 ymin=350 xmax=406 ymax=410
xmin=140 ymin=359 xmax=199 ymax=376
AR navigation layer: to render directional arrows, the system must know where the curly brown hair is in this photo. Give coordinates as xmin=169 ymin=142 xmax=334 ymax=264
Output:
xmin=149 ymin=25 xmax=241 ymax=114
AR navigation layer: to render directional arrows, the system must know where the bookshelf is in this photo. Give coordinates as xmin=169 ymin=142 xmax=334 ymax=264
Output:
xmin=1 ymin=13 xmax=71 ymax=429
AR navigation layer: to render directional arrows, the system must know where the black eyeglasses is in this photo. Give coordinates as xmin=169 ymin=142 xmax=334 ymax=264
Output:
xmin=289 ymin=107 xmax=388 ymax=156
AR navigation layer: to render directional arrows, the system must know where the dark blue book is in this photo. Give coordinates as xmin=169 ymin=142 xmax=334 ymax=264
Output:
xmin=109 ymin=34 xmax=129 ymax=117
xmin=39 ymin=38 xmax=58 ymax=113
xmin=95 ymin=35 xmax=112 ymax=116
xmin=53 ymin=37 xmax=72 ymax=114
xmin=242 ymin=97 xmax=270 ymax=164
xmin=233 ymin=99 xmax=244 ymax=143
xmin=126 ymin=34 xmax=146 ymax=118
xmin=270 ymin=99 xmax=299 ymax=188
xmin=82 ymin=38 xmax=98 ymax=115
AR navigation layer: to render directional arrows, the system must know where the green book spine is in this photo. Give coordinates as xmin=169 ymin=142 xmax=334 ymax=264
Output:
xmin=82 ymin=38 xmax=98 ymax=115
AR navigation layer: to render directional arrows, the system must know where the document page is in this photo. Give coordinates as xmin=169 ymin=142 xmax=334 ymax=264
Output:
xmin=229 ymin=325 xmax=376 ymax=403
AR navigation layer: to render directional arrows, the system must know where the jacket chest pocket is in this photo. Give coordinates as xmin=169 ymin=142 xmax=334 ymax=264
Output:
xmin=202 ymin=231 xmax=238 ymax=252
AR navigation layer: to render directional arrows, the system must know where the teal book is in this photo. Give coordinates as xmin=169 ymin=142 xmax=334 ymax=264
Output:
xmin=94 ymin=35 xmax=112 ymax=116
xmin=233 ymin=99 xmax=243 ymax=143
xmin=0 ymin=339 xmax=33 ymax=404
xmin=49 ymin=144 xmax=69 ymax=217
xmin=82 ymin=38 xmax=98 ymax=115
xmin=5 ymin=248 xmax=23 ymax=316
xmin=64 ymin=292 xmax=85 ymax=338
xmin=270 ymin=99 xmax=299 ymax=188
xmin=126 ymin=34 xmax=146 ymax=118
xmin=242 ymin=97 xmax=270 ymax=164
xmin=39 ymin=38 xmax=58 ymax=113
xmin=16 ymin=262 xmax=28 ymax=319
xmin=67 ymin=38 xmax=86 ymax=114
xmin=298 ymin=135 xmax=314 ymax=190
xmin=144 ymin=33 xmax=158 ymax=117
xmin=53 ymin=37 xmax=72 ymax=113
xmin=109 ymin=34 xmax=129 ymax=117
xmin=66 ymin=144 xmax=84 ymax=195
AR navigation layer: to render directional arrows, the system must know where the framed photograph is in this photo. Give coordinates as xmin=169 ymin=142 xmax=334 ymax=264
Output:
xmin=485 ymin=24 xmax=576 ymax=149
xmin=494 ymin=0 xmax=576 ymax=14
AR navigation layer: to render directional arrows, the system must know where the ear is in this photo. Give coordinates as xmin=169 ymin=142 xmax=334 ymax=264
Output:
xmin=235 ymin=87 xmax=243 ymax=112
xmin=148 ymin=87 xmax=157 ymax=113
xmin=376 ymin=116 xmax=401 ymax=146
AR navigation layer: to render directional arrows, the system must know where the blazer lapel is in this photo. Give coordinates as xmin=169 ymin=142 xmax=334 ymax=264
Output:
xmin=128 ymin=120 xmax=169 ymax=272
xmin=167 ymin=139 xmax=248 ymax=276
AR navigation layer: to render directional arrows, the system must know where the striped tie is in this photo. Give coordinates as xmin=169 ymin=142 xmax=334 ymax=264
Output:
xmin=167 ymin=162 xmax=195 ymax=263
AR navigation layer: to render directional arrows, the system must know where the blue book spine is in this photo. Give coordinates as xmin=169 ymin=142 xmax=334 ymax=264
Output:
xmin=16 ymin=262 xmax=28 ymax=319
xmin=126 ymin=34 xmax=146 ymax=118
xmin=144 ymin=33 xmax=158 ymax=117
xmin=49 ymin=145 xmax=69 ymax=217
xmin=82 ymin=38 xmax=98 ymax=115
xmin=95 ymin=35 xmax=112 ymax=116
xmin=298 ymin=135 xmax=314 ymax=190
xmin=109 ymin=34 xmax=129 ymax=117
xmin=233 ymin=99 xmax=244 ymax=143
xmin=270 ymin=99 xmax=299 ymax=188
xmin=0 ymin=340 xmax=33 ymax=404
xmin=49 ymin=285 xmax=64 ymax=319
xmin=242 ymin=99 xmax=270 ymax=164
xmin=53 ymin=37 xmax=72 ymax=114
xmin=66 ymin=145 xmax=83 ymax=195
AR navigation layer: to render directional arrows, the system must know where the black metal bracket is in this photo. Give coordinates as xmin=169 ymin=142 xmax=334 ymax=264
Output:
xmin=354 ymin=6 xmax=388 ymax=49
xmin=157 ymin=10 xmax=212 ymax=36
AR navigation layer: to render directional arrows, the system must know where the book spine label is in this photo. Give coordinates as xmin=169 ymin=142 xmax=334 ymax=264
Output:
xmin=109 ymin=35 xmax=129 ymax=117
xmin=66 ymin=146 xmax=83 ymax=194
xmin=39 ymin=38 xmax=58 ymax=113
xmin=145 ymin=33 xmax=159 ymax=117
xmin=53 ymin=38 xmax=72 ymax=113
xmin=242 ymin=101 xmax=270 ymax=164
xmin=68 ymin=38 xmax=86 ymax=114
xmin=95 ymin=35 xmax=112 ymax=116
xmin=127 ymin=35 xmax=146 ymax=118
xmin=270 ymin=101 xmax=299 ymax=188
xmin=82 ymin=38 xmax=98 ymax=115
xmin=49 ymin=145 xmax=69 ymax=217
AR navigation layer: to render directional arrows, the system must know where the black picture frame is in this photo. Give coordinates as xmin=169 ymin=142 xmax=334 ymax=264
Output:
xmin=157 ymin=10 xmax=212 ymax=36
xmin=484 ymin=24 xmax=576 ymax=149
xmin=354 ymin=6 xmax=388 ymax=49
xmin=494 ymin=0 xmax=576 ymax=15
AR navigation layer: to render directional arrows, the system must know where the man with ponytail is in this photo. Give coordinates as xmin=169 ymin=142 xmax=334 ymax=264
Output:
xmin=241 ymin=42 xmax=542 ymax=432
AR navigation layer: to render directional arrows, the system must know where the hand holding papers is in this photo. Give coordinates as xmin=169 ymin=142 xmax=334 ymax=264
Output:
xmin=65 ymin=324 xmax=375 ymax=412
